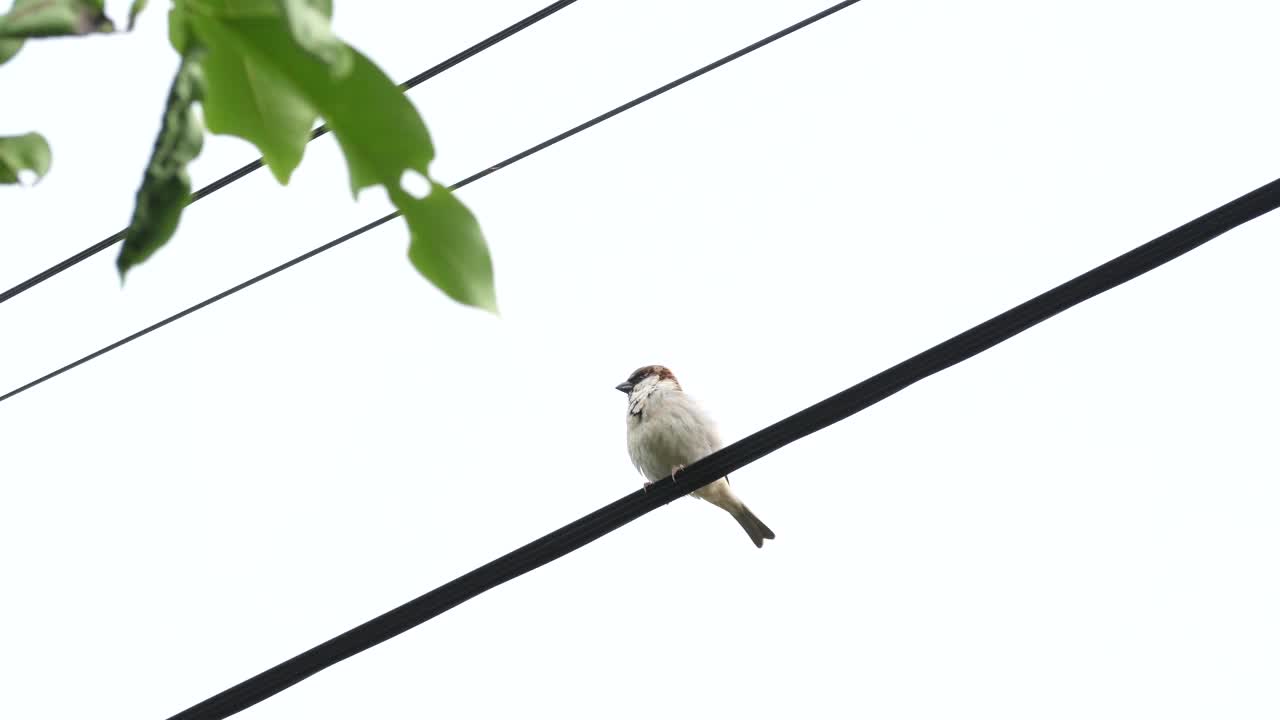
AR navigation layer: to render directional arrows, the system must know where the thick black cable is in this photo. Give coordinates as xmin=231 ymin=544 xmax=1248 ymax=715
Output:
xmin=0 ymin=0 xmax=865 ymax=405
xmin=164 ymin=177 xmax=1280 ymax=720
xmin=0 ymin=0 xmax=581 ymax=306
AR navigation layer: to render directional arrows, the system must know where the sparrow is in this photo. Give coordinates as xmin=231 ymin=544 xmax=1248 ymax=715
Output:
xmin=616 ymin=365 xmax=775 ymax=548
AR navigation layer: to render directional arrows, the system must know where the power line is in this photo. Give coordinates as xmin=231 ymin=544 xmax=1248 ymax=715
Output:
xmin=164 ymin=178 xmax=1280 ymax=720
xmin=0 ymin=0 xmax=866 ymax=404
xmin=0 ymin=213 xmax=402 ymax=404
xmin=0 ymin=0 xmax=581 ymax=306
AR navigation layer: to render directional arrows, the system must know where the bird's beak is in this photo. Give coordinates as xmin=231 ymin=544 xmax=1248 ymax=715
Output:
xmin=615 ymin=382 xmax=633 ymax=394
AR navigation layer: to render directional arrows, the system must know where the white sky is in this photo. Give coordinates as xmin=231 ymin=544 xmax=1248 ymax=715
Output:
xmin=2 ymin=1 xmax=1278 ymax=718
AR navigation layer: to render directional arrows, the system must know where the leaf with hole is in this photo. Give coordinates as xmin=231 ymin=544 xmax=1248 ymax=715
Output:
xmin=185 ymin=10 xmax=496 ymax=311
xmin=0 ymin=132 xmax=52 ymax=185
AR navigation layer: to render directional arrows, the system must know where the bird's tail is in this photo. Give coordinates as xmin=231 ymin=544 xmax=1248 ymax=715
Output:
xmin=696 ymin=480 xmax=776 ymax=548
xmin=728 ymin=503 xmax=776 ymax=549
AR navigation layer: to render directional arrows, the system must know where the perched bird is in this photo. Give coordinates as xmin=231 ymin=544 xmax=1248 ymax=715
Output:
xmin=616 ymin=365 xmax=775 ymax=548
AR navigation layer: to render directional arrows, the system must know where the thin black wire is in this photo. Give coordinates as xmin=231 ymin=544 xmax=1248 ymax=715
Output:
xmin=0 ymin=213 xmax=403 ymax=405
xmin=0 ymin=0 xmax=865 ymax=405
xmin=167 ymin=178 xmax=1280 ymax=720
xmin=0 ymin=0 xmax=581 ymax=306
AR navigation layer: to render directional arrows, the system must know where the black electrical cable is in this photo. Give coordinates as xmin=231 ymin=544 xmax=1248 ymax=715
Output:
xmin=0 ymin=0 xmax=582 ymax=306
xmin=0 ymin=0 xmax=866 ymax=405
xmin=0 ymin=212 xmax=403 ymax=405
xmin=164 ymin=177 xmax=1280 ymax=720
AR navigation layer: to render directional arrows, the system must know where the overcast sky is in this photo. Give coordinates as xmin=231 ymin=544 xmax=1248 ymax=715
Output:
xmin=2 ymin=1 xmax=1278 ymax=718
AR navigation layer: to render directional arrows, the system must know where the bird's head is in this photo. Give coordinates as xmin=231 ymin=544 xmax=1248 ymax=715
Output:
xmin=615 ymin=364 xmax=681 ymax=399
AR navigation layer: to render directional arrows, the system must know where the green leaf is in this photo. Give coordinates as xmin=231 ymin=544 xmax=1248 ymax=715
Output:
xmin=118 ymin=47 xmax=206 ymax=277
xmin=185 ymin=11 xmax=401 ymax=191
xmin=0 ymin=132 xmax=52 ymax=184
xmin=167 ymin=3 xmax=189 ymax=52
xmin=0 ymin=0 xmax=114 ymax=69
xmin=275 ymin=0 xmax=350 ymax=76
xmin=197 ymin=21 xmax=315 ymax=182
xmin=128 ymin=0 xmax=148 ymax=31
xmin=0 ymin=0 xmax=114 ymax=37
xmin=186 ymin=12 xmax=496 ymax=310
xmin=0 ymin=36 xmax=22 ymax=65
xmin=403 ymin=184 xmax=498 ymax=313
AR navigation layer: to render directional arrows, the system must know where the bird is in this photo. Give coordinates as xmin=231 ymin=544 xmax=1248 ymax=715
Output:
xmin=616 ymin=365 xmax=775 ymax=548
